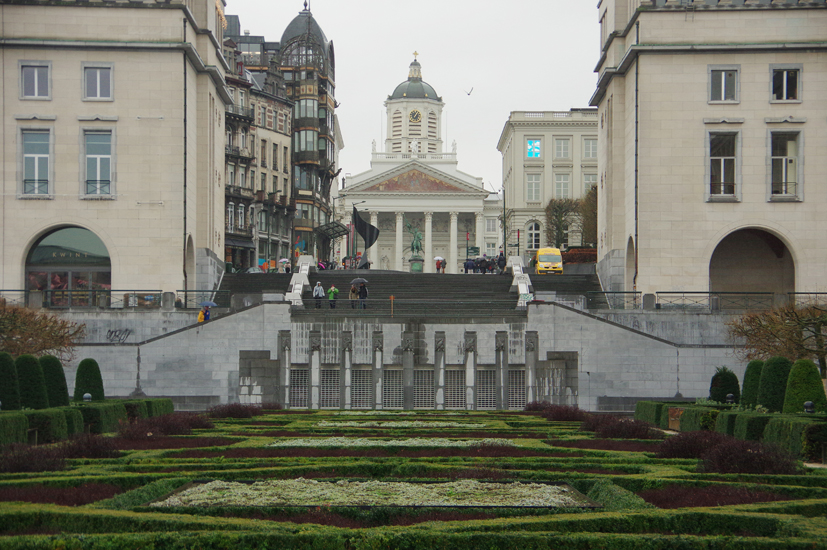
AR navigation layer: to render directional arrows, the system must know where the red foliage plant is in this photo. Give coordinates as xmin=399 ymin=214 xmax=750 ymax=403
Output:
xmin=117 ymin=413 xmax=214 ymax=440
xmin=561 ymin=249 xmax=597 ymax=264
xmin=207 ymin=403 xmax=264 ymax=419
xmin=700 ymin=439 xmax=802 ymax=475
xmin=580 ymin=415 xmax=662 ymax=440
xmin=541 ymin=405 xmax=589 ymax=422
xmin=0 ymin=444 xmax=65 ymax=473
xmin=655 ymin=431 xmax=733 ymax=459
xmin=638 ymin=483 xmax=793 ymax=509
xmin=0 ymin=483 xmax=122 ymax=506
xmin=60 ymin=433 xmax=121 ymax=459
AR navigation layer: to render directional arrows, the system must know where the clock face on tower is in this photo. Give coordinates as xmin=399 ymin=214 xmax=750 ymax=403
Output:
xmin=409 ymin=109 xmax=422 ymax=123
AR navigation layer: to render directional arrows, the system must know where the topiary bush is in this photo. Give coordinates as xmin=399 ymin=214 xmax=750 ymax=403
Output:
xmin=73 ymin=358 xmax=105 ymax=402
xmin=741 ymin=360 xmax=764 ymax=408
xmin=709 ymin=366 xmax=740 ymax=404
xmin=0 ymin=413 xmax=28 ymax=445
xmin=22 ymin=409 xmax=68 ymax=443
xmin=15 ymin=354 xmax=49 ymax=410
xmin=0 ymin=351 xmax=21 ymax=411
xmin=733 ymin=412 xmax=772 ymax=441
xmin=756 ymin=356 xmax=793 ymax=412
xmin=782 ymin=359 xmax=827 ymax=414
xmin=39 ymin=355 xmax=69 ymax=408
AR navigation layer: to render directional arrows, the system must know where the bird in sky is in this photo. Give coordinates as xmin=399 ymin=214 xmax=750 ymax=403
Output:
xmin=464 ymin=87 xmax=474 ymax=96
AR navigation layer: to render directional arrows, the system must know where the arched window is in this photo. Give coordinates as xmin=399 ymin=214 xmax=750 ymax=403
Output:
xmin=226 ymin=127 xmax=234 ymax=148
xmin=527 ymin=222 xmax=541 ymax=250
xmin=227 ymin=202 xmax=235 ymax=229
xmin=26 ymin=227 xmax=111 ymax=308
xmin=237 ymin=205 xmax=245 ymax=229
xmin=240 ymin=128 xmax=247 ymax=149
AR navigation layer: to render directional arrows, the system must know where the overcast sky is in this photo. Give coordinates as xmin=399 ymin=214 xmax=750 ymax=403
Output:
xmin=225 ymin=0 xmax=600 ymax=192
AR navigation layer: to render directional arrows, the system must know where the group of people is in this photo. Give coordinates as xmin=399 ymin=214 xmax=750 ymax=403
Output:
xmin=313 ymin=282 xmax=368 ymax=309
xmin=464 ymin=252 xmax=507 ymax=275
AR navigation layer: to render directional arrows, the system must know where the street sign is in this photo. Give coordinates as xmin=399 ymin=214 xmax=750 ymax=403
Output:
xmin=467 ymin=246 xmax=480 ymax=256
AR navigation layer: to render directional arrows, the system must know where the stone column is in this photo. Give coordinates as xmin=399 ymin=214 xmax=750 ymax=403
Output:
xmin=464 ymin=332 xmax=477 ymax=410
xmin=495 ymin=331 xmax=508 ymax=410
xmin=372 ymin=331 xmax=384 ymax=409
xmin=278 ymin=330 xmax=291 ymax=408
xmin=341 ymin=331 xmax=352 ymax=409
xmin=475 ymin=212 xmax=484 ymax=252
xmin=435 ymin=332 xmax=446 ymax=410
xmin=395 ymin=212 xmax=405 ymax=271
xmin=525 ymin=331 xmax=539 ymax=404
xmin=449 ymin=212 xmax=458 ymax=273
xmin=424 ymin=211 xmax=433 ymax=273
xmin=402 ymin=331 xmax=415 ymax=409
xmin=309 ymin=330 xmax=321 ymax=409
xmin=367 ymin=211 xmax=379 ymax=264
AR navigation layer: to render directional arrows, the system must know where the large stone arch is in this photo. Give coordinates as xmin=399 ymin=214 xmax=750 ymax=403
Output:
xmin=709 ymin=228 xmax=794 ymax=294
xmin=625 ymin=237 xmax=636 ymax=292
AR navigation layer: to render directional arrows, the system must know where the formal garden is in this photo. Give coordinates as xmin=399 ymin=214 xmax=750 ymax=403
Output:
xmin=2 ymin=348 xmax=827 ymax=548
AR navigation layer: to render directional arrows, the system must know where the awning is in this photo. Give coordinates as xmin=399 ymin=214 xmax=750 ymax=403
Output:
xmin=315 ymin=221 xmax=350 ymax=240
xmin=225 ymin=238 xmax=255 ymax=249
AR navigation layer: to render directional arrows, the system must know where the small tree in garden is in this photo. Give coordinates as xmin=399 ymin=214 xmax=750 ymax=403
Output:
xmin=544 ymin=198 xmax=581 ymax=248
xmin=15 ymin=354 xmax=49 ymax=410
xmin=782 ymin=359 xmax=827 ymax=414
xmin=740 ymin=360 xmax=764 ymax=409
xmin=756 ymin=356 xmax=793 ymax=413
xmin=73 ymin=358 xmax=105 ymax=402
xmin=0 ymin=351 xmax=21 ymax=410
xmin=0 ymin=305 xmax=85 ymax=362
xmin=709 ymin=366 xmax=740 ymax=404
xmin=40 ymin=355 xmax=69 ymax=407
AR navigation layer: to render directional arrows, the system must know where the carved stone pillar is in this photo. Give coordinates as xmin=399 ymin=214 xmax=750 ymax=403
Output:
xmin=434 ymin=331 xmax=446 ymax=410
xmin=372 ymin=331 xmax=384 ymax=409
xmin=278 ymin=330 xmax=291 ymax=408
xmin=395 ymin=212 xmax=405 ymax=271
xmin=367 ymin=211 xmax=379 ymax=264
xmin=449 ymin=212 xmax=458 ymax=273
xmin=341 ymin=331 xmax=352 ymax=409
xmin=464 ymin=332 xmax=477 ymax=410
xmin=402 ymin=331 xmax=415 ymax=409
xmin=495 ymin=331 xmax=508 ymax=410
xmin=475 ymin=212 xmax=484 ymax=251
xmin=424 ymin=212 xmax=433 ymax=273
xmin=525 ymin=331 xmax=539 ymax=404
xmin=309 ymin=330 xmax=321 ymax=410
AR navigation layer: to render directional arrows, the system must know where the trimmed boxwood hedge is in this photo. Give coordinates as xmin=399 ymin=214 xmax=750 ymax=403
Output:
xmin=145 ymin=398 xmax=175 ymax=417
xmin=73 ymin=358 xmax=105 ymax=402
xmin=709 ymin=366 xmax=739 ymax=404
xmin=22 ymin=409 xmax=68 ymax=443
xmin=39 ymin=355 xmax=69 ymax=408
xmin=757 ymin=356 xmax=793 ymax=413
xmin=76 ymin=401 xmax=128 ymax=434
xmin=741 ymin=360 xmax=764 ymax=409
xmin=713 ymin=411 xmax=739 ymax=436
xmin=678 ymin=407 xmax=720 ymax=432
xmin=634 ymin=402 xmax=665 ymax=427
xmin=763 ymin=415 xmax=825 ymax=460
xmin=0 ymin=351 xmax=21 ymax=411
xmin=732 ymin=412 xmax=773 ymax=441
xmin=15 ymin=354 xmax=49 ymax=410
xmin=782 ymin=359 xmax=827 ymax=414
xmin=122 ymin=400 xmax=148 ymax=420
xmin=0 ymin=412 xmax=28 ymax=445
xmin=55 ymin=407 xmax=84 ymax=436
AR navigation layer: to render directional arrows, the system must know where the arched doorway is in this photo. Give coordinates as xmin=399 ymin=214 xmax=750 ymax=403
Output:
xmin=709 ymin=229 xmax=794 ymax=294
xmin=625 ymin=237 xmax=636 ymax=292
xmin=26 ymin=227 xmax=111 ymax=307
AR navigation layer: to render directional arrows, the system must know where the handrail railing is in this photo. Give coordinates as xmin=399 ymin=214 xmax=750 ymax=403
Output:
xmin=789 ymin=293 xmax=827 ymax=307
xmin=656 ymin=292 xmax=773 ymax=311
xmin=175 ymin=290 xmax=231 ymax=309
xmin=291 ymin=298 xmax=524 ymax=317
xmin=586 ymin=291 xmax=641 ymax=310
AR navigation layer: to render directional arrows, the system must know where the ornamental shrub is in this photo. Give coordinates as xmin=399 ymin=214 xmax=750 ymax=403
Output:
xmin=699 ymin=439 xmax=801 ymax=475
xmin=40 ymin=355 xmax=69 ymax=407
xmin=0 ymin=351 xmax=21 ymax=411
xmin=73 ymin=358 xmax=105 ymax=402
xmin=0 ymin=443 xmax=65 ymax=473
xmin=0 ymin=413 xmax=28 ymax=445
xmin=541 ymin=405 xmax=588 ymax=422
xmin=741 ymin=360 xmax=764 ymax=409
xmin=22 ymin=409 xmax=68 ymax=443
xmin=709 ymin=366 xmax=740 ymax=404
xmin=756 ymin=356 xmax=793 ymax=412
xmin=782 ymin=359 xmax=827 ymax=414
xmin=207 ymin=403 xmax=262 ymax=419
xmin=655 ymin=430 xmax=732 ymax=459
xmin=15 ymin=354 xmax=49 ymax=410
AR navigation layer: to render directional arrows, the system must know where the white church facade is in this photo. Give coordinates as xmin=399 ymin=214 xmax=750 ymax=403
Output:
xmin=335 ymin=58 xmax=497 ymax=273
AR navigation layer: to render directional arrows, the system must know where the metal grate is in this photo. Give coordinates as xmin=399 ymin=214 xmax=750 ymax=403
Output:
xmin=476 ymin=370 xmax=497 ymax=410
xmin=289 ymin=369 xmax=309 ymax=408
xmin=444 ymin=369 xmax=467 ymax=410
xmin=351 ymin=369 xmax=373 ymax=409
xmin=508 ymin=369 xmax=526 ymax=410
xmin=383 ymin=369 xmax=403 ymax=409
xmin=320 ymin=369 xmax=340 ymax=408
xmin=413 ymin=369 xmax=435 ymax=409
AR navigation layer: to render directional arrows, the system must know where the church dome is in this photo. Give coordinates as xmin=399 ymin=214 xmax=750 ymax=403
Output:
xmin=280 ymin=4 xmax=328 ymax=48
xmin=389 ymin=59 xmax=441 ymax=101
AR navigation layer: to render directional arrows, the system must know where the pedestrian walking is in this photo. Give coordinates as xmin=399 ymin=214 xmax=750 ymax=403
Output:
xmin=497 ymin=252 xmax=507 ymax=275
xmin=358 ymin=282 xmax=368 ymax=309
xmin=327 ymin=284 xmax=339 ymax=309
xmin=349 ymin=285 xmax=359 ymax=309
xmin=312 ymin=281 xmax=324 ymax=308
xmin=197 ymin=306 xmax=210 ymax=323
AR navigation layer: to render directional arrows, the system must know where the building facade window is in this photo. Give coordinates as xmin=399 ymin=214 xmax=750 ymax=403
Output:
xmin=486 ymin=242 xmax=497 ymax=256
xmin=771 ymin=131 xmax=800 ymax=197
xmin=485 ymin=218 xmax=498 ymax=233
xmin=237 ymin=204 xmax=245 ymax=229
xmin=20 ymin=62 xmax=50 ymax=100
xmin=272 ymin=175 xmax=278 ymax=193
xmin=554 ymin=138 xmax=570 ymax=159
xmin=709 ymin=132 xmax=738 ymax=196
xmin=771 ymin=65 xmax=801 ymax=102
xmin=84 ymin=131 xmax=112 ymax=195
xmin=227 ymin=202 xmax=235 ymax=228
xmin=82 ymin=64 xmax=113 ymax=101
xmin=526 ymin=174 xmax=541 ymax=202
xmin=526 ymin=139 xmax=541 ymax=158
xmin=272 ymin=144 xmax=278 ymax=170
xmin=228 ymin=165 xmax=235 ymax=186
xmin=584 ymin=138 xmax=597 ymax=158
xmin=22 ymin=130 xmax=51 ymax=195
xmin=584 ymin=173 xmax=597 ymax=191
xmin=555 ymin=173 xmax=570 ymax=199
xmin=527 ymin=222 xmax=541 ymax=250
xmin=239 ymin=170 xmax=246 ymax=189
xmin=709 ymin=65 xmax=739 ymax=103
xmin=261 ymin=172 xmax=266 ymax=191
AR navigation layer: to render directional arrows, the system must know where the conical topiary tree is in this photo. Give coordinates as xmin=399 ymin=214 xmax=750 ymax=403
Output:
xmin=757 ymin=356 xmax=793 ymax=413
xmin=40 ymin=355 xmax=69 ymax=408
xmin=709 ymin=366 xmax=740 ymax=404
xmin=0 ymin=351 xmax=21 ymax=411
xmin=73 ymin=358 xmax=105 ymax=402
xmin=741 ymin=360 xmax=764 ymax=409
xmin=783 ymin=359 xmax=827 ymax=414
xmin=15 ymin=354 xmax=49 ymax=410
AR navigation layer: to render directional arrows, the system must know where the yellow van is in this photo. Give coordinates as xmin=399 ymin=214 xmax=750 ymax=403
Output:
xmin=534 ymin=247 xmax=563 ymax=275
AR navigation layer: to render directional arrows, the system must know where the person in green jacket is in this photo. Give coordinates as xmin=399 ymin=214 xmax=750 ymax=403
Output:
xmin=327 ymin=284 xmax=339 ymax=309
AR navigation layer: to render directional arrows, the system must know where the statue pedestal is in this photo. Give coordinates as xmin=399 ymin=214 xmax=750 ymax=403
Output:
xmin=409 ymin=256 xmax=424 ymax=273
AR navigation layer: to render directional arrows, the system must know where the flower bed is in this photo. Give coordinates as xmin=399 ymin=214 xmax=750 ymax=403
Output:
xmin=267 ymin=437 xmax=511 ymax=448
xmin=314 ymin=421 xmax=487 ymax=428
xmin=150 ymin=478 xmax=591 ymax=508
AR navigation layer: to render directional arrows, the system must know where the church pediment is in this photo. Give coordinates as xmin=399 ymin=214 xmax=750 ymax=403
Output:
xmin=357 ymin=168 xmax=481 ymax=195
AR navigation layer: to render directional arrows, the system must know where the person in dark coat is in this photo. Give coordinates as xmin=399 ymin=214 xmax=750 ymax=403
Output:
xmin=312 ymin=282 xmax=324 ymax=308
xmin=358 ymin=282 xmax=368 ymax=309
xmin=497 ymin=252 xmax=507 ymax=275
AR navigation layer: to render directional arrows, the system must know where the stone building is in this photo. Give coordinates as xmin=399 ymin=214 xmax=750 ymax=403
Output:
xmin=593 ymin=0 xmax=827 ymax=295
xmin=497 ymin=110 xmax=598 ymax=259
xmin=0 ymin=0 xmax=230 ymax=298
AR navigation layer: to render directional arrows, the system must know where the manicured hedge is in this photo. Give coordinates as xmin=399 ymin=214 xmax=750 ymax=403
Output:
xmin=741 ymin=360 xmax=763 ymax=409
xmin=732 ymin=412 xmax=773 ymax=441
xmin=75 ymin=402 xmax=128 ymax=434
xmin=22 ymin=409 xmax=68 ymax=443
xmin=782 ymin=359 xmax=827 ymax=414
xmin=757 ymin=356 xmax=792 ymax=413
xmin=634 ymin=401 xmax=665 ymax=427
xmin=55 ymin=407 xmax=84 ymax=437
xmin=0 ymin=352 xmax=21 ymax=411
xmin=145 ymin=398 xmax=175 ymax=417
xmin=709 ymin=366 xmax=739 ymax=404
xmin=678 ymin=407 xmax=720 ymax=432
xmin=122 ymin=400 xmax=149 ymax=420
xmin=39 ymin=355 xmax=69 ymax=408
xmin=713 ymin=411 xmax=739 ymax=436
xmin=15 ymin=355 xmax=49 ymax=410
xmin=73 ymin=358 xmax=104 ymax=402
xmin=0 ymin=413 xmax=28 ymax=445
xmin=763 ymin=415 xmax=825 ymax=460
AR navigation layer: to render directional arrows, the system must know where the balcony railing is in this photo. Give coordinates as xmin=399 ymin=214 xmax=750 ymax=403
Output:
xmin=226 ymin=223 xmax=254 ymax=237
xmin=225 ymin=146 xmax=255 ymax=162
xmin=85 ymin=180 xmax=111 ymax=195
xmin=225 ymin=104 xmax=254 ymax=119
xmin=23 ymin=179 xmax=48 ymax=195
xmin=771 ymin=181 xmax=798 ymax=196
xmin=225 ymin=185 xmax=255 ymax=198
xmin=709 ymin=182 xmax=735 ymax=195
xmin=1 ymin=289 xmax=163 ymax=309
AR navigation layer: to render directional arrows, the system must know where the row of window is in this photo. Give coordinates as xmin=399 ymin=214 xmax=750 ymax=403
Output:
xmin=20 ymin=61 xmax=113 ymax=101
xmin=525 ymin=173 xmax=597 ymax=202
xmin=21 ymin=128 xmax=112 ymax=197
xmin=709 ymin=65 xmax=802 ymax=104
xmin=227 ymin=164 xmax=289 ymax=194
xmin=526 ymin=137 xmax=597 ymax=160
xmin=226 ymin=203 xmax=290 ymax=234
xmin=229 ymin=87 xmax=291 ymax=134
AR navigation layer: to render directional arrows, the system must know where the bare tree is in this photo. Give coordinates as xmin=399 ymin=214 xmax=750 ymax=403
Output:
xmin=544 ymin=198 xmax=581 ymax=248
xmin=580 ymin=186 xmax=597 ymax=247
xmin=727 ymin=303 xmax=827 ymax=378
xmin=0 ymin=305 xmax=85 ymax=362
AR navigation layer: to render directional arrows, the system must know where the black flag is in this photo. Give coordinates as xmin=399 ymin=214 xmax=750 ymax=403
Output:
xmin=353 ymin=206 xmax=380 ymax=250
